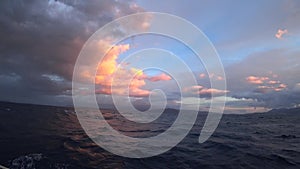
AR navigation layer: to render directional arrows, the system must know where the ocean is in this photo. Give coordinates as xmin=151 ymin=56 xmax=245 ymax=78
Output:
xmin=0 ymin=102 xmax=299 ymax=169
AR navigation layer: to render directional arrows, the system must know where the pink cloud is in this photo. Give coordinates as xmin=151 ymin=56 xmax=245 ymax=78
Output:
xmin=246 ymin=76 xmax=269 ymax=84
xmin=216 ymin=76 xmax=224 ymax=80
xmin=275 ymin=83 xmax=287 ymax=91
xmin=255 ymin=83 xmax=287 ymax=93
xmin=191 ymin=85 xmax=204 ymax=90
xmin=246 ymin=74 xmax=287 ymax=92
xmin=184 ymin=85 xmax=229 ymax=96
xmin=199 ymin=73 xmax=206 ymax=79
xmin=148 ymin=73 xmax=172 ymax=82
xmin=198 ymin=88 xmax=229 ymax=95
xmin=275 ymin=29 xmax=288 ymax=39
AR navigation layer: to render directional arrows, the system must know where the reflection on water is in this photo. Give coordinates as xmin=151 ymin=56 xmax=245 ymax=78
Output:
xmin=0 ymin=102 xmax=299 ymax=169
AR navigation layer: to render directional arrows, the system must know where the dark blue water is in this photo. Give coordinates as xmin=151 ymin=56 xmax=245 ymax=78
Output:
xmin=0 ymin=102 xmax=299 ymax=169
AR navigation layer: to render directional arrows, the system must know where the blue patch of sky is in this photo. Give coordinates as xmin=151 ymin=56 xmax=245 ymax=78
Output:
xmin=117 ymin=34 xmax=206 ymax=75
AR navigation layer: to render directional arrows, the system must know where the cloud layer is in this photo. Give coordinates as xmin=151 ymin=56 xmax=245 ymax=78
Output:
xmin=0 ymin=0 xmax=299 ymax=112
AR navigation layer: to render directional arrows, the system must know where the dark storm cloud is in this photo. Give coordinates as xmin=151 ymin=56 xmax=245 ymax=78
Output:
xmin=0 ymin=0 xmax=143 ymax=105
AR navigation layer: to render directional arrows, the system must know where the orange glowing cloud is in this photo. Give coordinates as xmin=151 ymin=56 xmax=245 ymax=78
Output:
xmin=275 ymin=29 xmax=288 ymax=39
xmin=92 ymin=44 xmax=151 ymax=97
xmin=88 ymin=43 xmax=173 ymax=97
xmin=246 ymin=76 xmax=269 ymax=84
xmin=96 ymin=66 xmax=150 ymax=97
xmin=96 ymin=44 xmax=130 ymax=82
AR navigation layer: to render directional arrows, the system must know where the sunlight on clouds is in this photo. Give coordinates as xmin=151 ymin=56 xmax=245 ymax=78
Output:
xmin=275 ymin=29 xmax=288 ymax=39
xmin=246 ymin=75 xmax=287 ymax=93
xmin=81 ymin=42 xmax=173 ymax=97
xmin=246 ymin=76 xmax=269 ymax=84
xmin=148 ymin=73 xmax=172 ymax=82
xmin=95 ymin=44 xmax=150 ymax=97
xmin=184 ymin=85 xmax=229 ymax=97
xmin=199 ymin=73 xmax=206 ymax=79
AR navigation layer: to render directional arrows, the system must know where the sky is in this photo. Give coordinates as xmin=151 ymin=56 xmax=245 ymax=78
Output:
xmin=0 ymin=0 xmax=299 ymax=113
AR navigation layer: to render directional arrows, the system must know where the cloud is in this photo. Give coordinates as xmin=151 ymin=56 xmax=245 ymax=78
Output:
xmin=82 ymin=43 xmax=173 ymax=97
xmin=275 ymin=83 xmax=287 ymax=91
xmin=199 ymin=73 xmax=206 ymax=79
xmin=198 ymin=73 xmax=224 ymax=81
xmin=184 ymin=85 xmax=229 ymax=98
xmin=198 ymin=88 xmax=229 ymax=95
xmin=254 ymin=84 xmax=287 ymax=93
xmin=1 ymin=0 xmax=299 ymax=111
xmin=245 ymin=75 xmax=288 ymax=93
xmin=246 ymin=76 xmax=269 ymax=84
xmin=226 ymin=48 xmax=300 ymax=108
xmin=267 ymin=80 xmax=281 ymax=84
xmin=0 ymin=0 xmax=147 ymax=104
xmin=95 ymin=44 xmax=131 ymax=85
xmin=148 ymin=73 xmax=172 ymax=82
xmin=275 ymin=29 xmax=288 ymax=39
xmin=81 ymin=44 xmax=151 ymax=97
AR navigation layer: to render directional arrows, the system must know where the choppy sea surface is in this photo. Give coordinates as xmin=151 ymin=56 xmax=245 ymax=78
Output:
xmin=0 ymin=102 xmax=299 ymax=169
